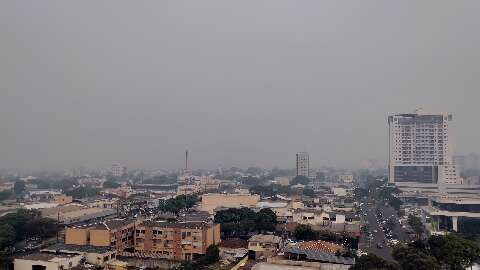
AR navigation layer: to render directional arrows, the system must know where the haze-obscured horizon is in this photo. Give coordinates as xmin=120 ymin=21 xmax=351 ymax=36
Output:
xmin=1 ymin=1 xmax=479 ymax=171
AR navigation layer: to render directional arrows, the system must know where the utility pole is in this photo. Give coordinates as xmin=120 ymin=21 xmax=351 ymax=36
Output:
xmin=56 ymin=211 xmax=60 ymax=243
xmin=185 ymin=149 xmax=189 ymax=173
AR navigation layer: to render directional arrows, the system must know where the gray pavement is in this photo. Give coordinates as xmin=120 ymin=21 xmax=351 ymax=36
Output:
xmin=359 ymin=203 xmax=408 ymax=262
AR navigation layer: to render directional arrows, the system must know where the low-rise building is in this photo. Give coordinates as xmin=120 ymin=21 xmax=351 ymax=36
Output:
xmin=332 ymin=187 xmax=347 ymax=197
xmin=105 ymin=260 xmax=129 ymax=270
xmin=291 ymin=209 xmax=360 ymax=236
xmin=292 ymin=209 xmax=331 ymax=226
xmin=273 ymin=177 xmax=291 ymax=186
xmin=248 ymin=234 xmax=283 ymax=259
xmin=65 ymin=219 xmax=136 ymax=250
xmin=201 ymin=193 xmax=260 ymax=214
xmin=87 ymin=198 xmax=119 ymax=209
xmin=218 ymin=238 xmax=248 ymax=263
xmin=42 ymin=243 xmax=117 ymax=267
xmin=14 ymin=252 xmax=84 ymax=270
xmin=41 ymin=205 xmax=116 ymax=225
xmin=27 ymin=190 xmax=72 ymax=205
xmin=337 ymin=174 xmax=354 ymax=183
xmin=52 ymin=194 xmax=73 ymax=205
xmin=271 ymin=240 xmax=353 ymax=270
xmin=134 ymin=221 xmax=221 ymax=261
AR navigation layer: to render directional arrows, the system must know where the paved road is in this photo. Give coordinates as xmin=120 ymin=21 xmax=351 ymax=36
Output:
xmin=359 ymin=204 xmax=409 ymax=261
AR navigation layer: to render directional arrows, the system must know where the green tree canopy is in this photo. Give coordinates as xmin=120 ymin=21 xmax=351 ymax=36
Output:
xmin=52 ymin=178 xmax=79 ymax=192
xmin=0 ymin=190 xmax=13 ymax=201
xmin=393 ymin=245 xmax=440 ymax=270
xmin=66 ymin=186 xmax=100 ymax=199
xmin=103 ymin=179 xmax=121 ymax=189
xmin=13 ymin=180 xmax=26 ymax=195
xmin=0 ymin=209 xmax=58 ymax=250
xmin=256 ymin=208 xmax=277 ymax=232
xmin=291 ymin=175 xmax=310 ymax=185
xmin=428 ymin=234 xmax=480 ymax=270
xmin=158 ymin=195 xmax=198 ymax=214
xmin=302 ymin=188 xmax=316 ymax=197
xmin=143 ymin=174 xmax=178 ymax=184
xmin=204 ymin=244 xmax=220 ymax=264
xmin=350 ymin=254 xmax=399 ymax=270
xmin=214 ymin=207 xmax=277 ymax=237
xmin=293 ymin=224 xmax=319 ymax=241
xmin=0 ymin=224 xmax=16 ymax=249
xmin=407 ymin=214 xmax=424 ymax=238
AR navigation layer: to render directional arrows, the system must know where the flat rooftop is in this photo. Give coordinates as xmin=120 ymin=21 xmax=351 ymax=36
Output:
xmin=42 ymin=243 xmax=113 ymax=254
xmin=45 ymin=207 xmax=115 ymax=220
xmin=422 ymin=206 xmax=480 ymax=218
xmin=249 ymin=234 xmax=282 ymax=244
xmin=16 ymin=252 xmax=81 ymax=262
xmin=139 ymin=220 xmax=214 ymax=229
xmin=70 ymin=218 xmax=134 ymax=230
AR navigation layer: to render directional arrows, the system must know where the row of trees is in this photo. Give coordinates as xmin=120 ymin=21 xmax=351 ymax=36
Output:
xmin=158 ymin=195 xmax=198 ymax=214
xmin=214 ymin=208 xmax=277 ymax=237
xmin=351 ymin=254 xmax=399 ymax=270
xmin=66 ymin=186 xmax=100 ymax=199
xmin=0 ymin=209 xmax=58 ymax=251
xmin=103 ymin=179 xmax=121 ymax=189
xmin=392 ymin=234 xmax=480 ymax=270
xmin=352 ymin=234 xmax=480 ymax=270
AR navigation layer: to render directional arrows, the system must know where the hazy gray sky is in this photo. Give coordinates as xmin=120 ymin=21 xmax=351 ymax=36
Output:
xmin=1 ymin=1 xmax=479 ymax=171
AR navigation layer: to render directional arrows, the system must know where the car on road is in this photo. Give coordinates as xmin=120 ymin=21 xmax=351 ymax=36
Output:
xmin=376 ymin=243 xmax=383 ymax=249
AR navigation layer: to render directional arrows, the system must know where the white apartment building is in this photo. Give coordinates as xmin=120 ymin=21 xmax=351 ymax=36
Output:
xmin=388 ymin=110 xmax=459 ymax=188
xmin=111 ymin=164 xmax=127 ymax=177
xmin=296 ymin=152 xmax=310 ymax=178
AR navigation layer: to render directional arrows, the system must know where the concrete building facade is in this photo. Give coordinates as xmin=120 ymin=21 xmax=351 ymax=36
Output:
xmin=296 ymin=152 xmax=310 ymax=178
xmin=65 ymin=219 xmax=136 ymax=250
xmin=111 ymin=164 xmax=127 ymax=177
xmin=134 ymin=221 xmax=221 ymax=261
xmin=388 ymin=110 xmax=459 ymax=190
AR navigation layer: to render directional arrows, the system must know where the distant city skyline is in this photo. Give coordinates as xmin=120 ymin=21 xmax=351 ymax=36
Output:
xmin=1 ymin=1 xmax=480 ymax=170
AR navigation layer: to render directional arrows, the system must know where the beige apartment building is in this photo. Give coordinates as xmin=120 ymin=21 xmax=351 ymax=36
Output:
xmin=134 ymin=221 xmax=220 ymax=261
xmin=201 ymin=193 xmax=260 ymax=214
xmin=65 ymin=219 xmax=136 ymax=250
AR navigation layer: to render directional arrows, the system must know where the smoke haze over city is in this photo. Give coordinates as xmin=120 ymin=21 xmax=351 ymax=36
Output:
xmin=1 ymin=1 xmax=480 ymax=170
